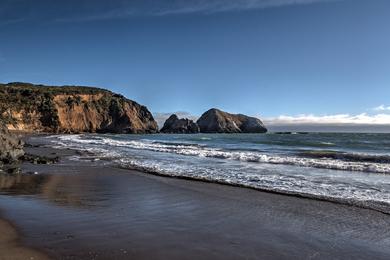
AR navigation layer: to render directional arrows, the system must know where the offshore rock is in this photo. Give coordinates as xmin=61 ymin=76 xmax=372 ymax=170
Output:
xmin=197 ymin=108 xmax=267 ymax=133
xmin=161 ymin=114 xmax=200 ymax=134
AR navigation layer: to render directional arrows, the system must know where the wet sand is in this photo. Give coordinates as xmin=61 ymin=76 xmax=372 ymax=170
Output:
xmin=0 ymin=218 xmax=49 ymax=260
xmin=0 ymin=141 xmax=390 ymax=259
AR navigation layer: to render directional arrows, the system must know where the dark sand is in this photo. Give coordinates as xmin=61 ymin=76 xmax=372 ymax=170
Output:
xmin=0 ymin=140 xmax=390 ymax=259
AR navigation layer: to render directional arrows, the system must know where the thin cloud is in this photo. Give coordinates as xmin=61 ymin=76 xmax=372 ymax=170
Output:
xmin=0 ymin=17 xmax=25 ymax=26
xmin=55 ymin=9 xmax=135 ymax=23
xmin=40 ymin=0 xmax=337 ymax=23
xmin=373 ymin=105 xmax=390 ymax=112
xmin=264 ymin=113 xmax=390 ymax=125
xmin=156 ymin=0 xmax=336 ymax=16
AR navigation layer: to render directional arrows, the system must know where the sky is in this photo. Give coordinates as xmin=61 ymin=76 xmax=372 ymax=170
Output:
xmin=1 ymin=0 xmax=390 ymax=131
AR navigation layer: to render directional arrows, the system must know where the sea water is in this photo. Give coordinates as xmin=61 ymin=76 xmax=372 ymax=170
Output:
xmin=47 ymin=133 xmax=390 ymax=213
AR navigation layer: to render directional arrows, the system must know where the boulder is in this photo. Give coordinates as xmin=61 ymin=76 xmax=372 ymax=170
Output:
xmin=0 ymin=121 xmax=24 ymax=164
xmin=197 ymin=108 xmax=267 ymax=133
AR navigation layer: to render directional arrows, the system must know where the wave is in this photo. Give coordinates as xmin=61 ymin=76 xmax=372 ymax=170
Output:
xmin=52 ymin=135 xmax=390 ymax=174
xmin=118 ymin=160 xmax=390 ymax=215
xmin=298 ymin=150 xmax=390 ymax=164
xmin=48 ymin=134 xmax=390 ymax=214
xmin=253 ymin=140 xmax=337 ymax=148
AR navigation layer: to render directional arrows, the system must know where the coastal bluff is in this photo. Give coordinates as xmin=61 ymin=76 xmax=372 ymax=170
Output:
xmin=0 ymin=83 xmax=158 ymax=134
xmin=196 ymin=108 xmax=267 ymax=133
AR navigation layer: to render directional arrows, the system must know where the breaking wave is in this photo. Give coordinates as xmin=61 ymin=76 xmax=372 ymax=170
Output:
xmin=45 ymin=134 xmax=390 ymax=214
xmin=53 ymin=135 xmax=390 ymax=174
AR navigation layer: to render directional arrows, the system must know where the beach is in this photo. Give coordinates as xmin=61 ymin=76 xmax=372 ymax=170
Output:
xmin=0 ymin=218 xmax=49 ymax=260
xmin=0 ymin=136 xmax=389 ymax=259
xmin=1 ymin=0 xmax=389 ymax=258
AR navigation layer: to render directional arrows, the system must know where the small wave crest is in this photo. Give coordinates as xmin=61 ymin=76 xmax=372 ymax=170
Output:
xmin=47 ymin=134 xmax=390 ymax=214
xmin=117 ymin=158 xmax=390 ymax=215
xmin=299 ymin=150 xmax=390 ymax=164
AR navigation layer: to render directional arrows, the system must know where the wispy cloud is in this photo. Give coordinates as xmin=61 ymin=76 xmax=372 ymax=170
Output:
xmin=0 ymin=0 xmax=338 ymax=24
xmin=373 ymin=105 xmax=390 ymax=112
xmin=156 ymin=0 xmax=336 ymax=16
xmin=0 ymin=17 xmax=25 ymax=27
xmin=264 ymin=113 xmax=390 ymax=125
xmin=55 ymin=9 xmax=135 ymax=23
xmin=50 ymin=0 xmax=337 ymax=23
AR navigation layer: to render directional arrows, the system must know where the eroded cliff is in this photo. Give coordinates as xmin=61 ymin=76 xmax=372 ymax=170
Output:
xmin=0 ymin=83 xmax=158 ymax=134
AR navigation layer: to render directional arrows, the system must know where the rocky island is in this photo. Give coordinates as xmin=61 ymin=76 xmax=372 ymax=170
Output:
xmin=196 ymin=108 xmax=267 ymax=133
xmin=160 ymin=114 xmax=200 ymax=133
xmin=161 ymin=109 xmax=268 ymax=134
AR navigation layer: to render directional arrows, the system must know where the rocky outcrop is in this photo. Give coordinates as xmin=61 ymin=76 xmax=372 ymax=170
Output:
xmin=0 ymin=83 xmax=158 ymax=134
xmin=0 ymin=121 xmax=24 ymax=164
xmin=197 ymin=108 xmax=267 ymax=133
xmin=160 ymin=114 xmax=200 ymax=134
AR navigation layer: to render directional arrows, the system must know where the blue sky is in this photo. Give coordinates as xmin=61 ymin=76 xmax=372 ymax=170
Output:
xmin=1 ymin=0 xmax=390 ymax=129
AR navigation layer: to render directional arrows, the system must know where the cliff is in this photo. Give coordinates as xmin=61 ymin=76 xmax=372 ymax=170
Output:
xmin=197 ymin=108 xmax=267 ymax=133
xmin=0 ymin=83 xmax=158 ymax=134
xmin=160 ymin=114 xmax=200 ymax=134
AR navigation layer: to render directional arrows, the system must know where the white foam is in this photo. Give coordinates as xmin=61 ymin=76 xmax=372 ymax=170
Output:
xmin=47 ymin=134 xmax=390 ymax=213
xmin=52 ymin=135 xmax=390 ymax=174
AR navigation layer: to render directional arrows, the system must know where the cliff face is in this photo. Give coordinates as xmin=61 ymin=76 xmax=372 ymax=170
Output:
xmin=197 ymin=108 xmax=267 ymax=133
xmin=0 ymin=83 xmax=158 ymax=134
xmin=160 ymin=114 xmax=200 ymax=134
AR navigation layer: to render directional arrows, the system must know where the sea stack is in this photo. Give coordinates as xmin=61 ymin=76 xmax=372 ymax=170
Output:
xmin=196 ymin=108 xmax=267 ymax=133
xmin=160 ymin=114 xmax=200 ymax=134
xmin=0 ymin=83 xmax=159 ymax=134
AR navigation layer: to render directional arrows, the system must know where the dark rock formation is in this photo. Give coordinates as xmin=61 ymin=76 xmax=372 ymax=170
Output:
xmin=0 ymin=121 xmax=24 ymax=164
xmin=197 ymin=108 xmax=267 ymax=133
xmin=160 ymin=114 xmax=200 ymax=134
xmin=0 ymin=82 xmax=158 ymax=134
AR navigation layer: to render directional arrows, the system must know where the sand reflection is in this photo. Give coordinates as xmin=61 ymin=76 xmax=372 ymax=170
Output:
xmin=0 ymin=173 xmax=105 ymax=208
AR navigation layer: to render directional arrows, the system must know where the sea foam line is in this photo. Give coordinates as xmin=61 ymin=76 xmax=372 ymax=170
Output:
xmin=52 ymin=135 xmax=390 ymax=174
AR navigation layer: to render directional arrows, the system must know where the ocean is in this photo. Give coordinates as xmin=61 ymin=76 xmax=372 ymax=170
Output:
xmin=46 ymin=132 xmax=390 ymax=213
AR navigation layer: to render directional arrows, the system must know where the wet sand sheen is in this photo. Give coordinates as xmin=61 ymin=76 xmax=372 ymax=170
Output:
xmin=0 ymin=218 xmax=49 ymax=260
xmin=0 ymin=145 xmax=390 ymax=259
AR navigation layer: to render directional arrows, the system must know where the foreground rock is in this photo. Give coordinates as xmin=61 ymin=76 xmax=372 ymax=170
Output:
xmin=160 ymin=114 xmax=200 ymax=134
xmin=0 ymin=121 xmax=24 ymax=165
xmin=0 ymin=82 xmax=158 ymax=134
xmin=197 ymin=108 xmax=267 ymax=133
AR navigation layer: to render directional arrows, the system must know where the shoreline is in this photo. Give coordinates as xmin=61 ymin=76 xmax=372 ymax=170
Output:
xmin=122 ymin=164 xmax=390 ymax=215
xmin=41 ymin=133 xmax=390 ymax=215
xmin=0 ymin=135 xmax=390 ymax=259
